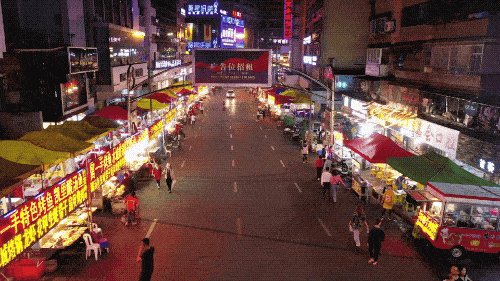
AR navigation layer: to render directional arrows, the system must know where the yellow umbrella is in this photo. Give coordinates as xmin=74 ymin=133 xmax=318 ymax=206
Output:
xmin=0 ymin=140 xmax=70 ymax=166
xmin=280 ymin=89 xmax=298 ymax=97
xmin=137 ymin=98 xmax=170 ymax=111
xmin=293 ymin=93 xmax=311 ymax=103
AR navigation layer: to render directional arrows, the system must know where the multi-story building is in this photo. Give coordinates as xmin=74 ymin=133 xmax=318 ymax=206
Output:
xmin=0 ymin=0 xmax=158 ymax=139
xmin=359 ymin=0 xmax=500 ymax=182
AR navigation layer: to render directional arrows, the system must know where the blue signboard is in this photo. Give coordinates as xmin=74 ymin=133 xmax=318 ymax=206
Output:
xmin=186 ymin=1 xmax=219 ymax=16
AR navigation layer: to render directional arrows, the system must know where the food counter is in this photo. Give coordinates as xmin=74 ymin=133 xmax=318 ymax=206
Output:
xmin=39 ymin=207 xmax=95 ymax=249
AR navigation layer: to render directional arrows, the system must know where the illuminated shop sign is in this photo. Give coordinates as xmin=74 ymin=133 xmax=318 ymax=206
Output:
xmin=180 ymin=8 xmax=186 ymax=16
xmin=416 ymin=210 xmax=439 ymax=241
xmin=187 ymin=42 xmax=212 ymax=51
xmin=186 ymin=1 xmax=219 ymax=16
xmin=0 ymin=169 xmax=88 ymax=267
xmin=479 ymin=158 xmax=498 ymax=174
xmin=303 ymin=36 xmax=311 ymax=45
xmin=303 ymin=55 xmax=317 ymax=65
xmin=68 ymin=47 xmax=98 ymax=74
xmin=350 ymin=99 xmax=368 ymax=119
xmin=221 ymin=16 xmax=245 ymax=49
xmin=87 ymin=129 xmax=148 ymax=192
xmin=108 ymin=29 xmax=146 ymax=67
xmin=149 ymin=119 xmax=164 ymax=140
xmin=155 ymin=60 xmax=182 ymax=69
xmin=232 ymin=11 xmax=242 ymax=18
xmin=222 ymin=15 xmax=245 ymax=27
xmin=284 ymin=0 xmax=293 ymax=39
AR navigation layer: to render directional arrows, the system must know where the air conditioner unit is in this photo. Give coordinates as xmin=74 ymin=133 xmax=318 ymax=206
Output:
xmin=384 ymin=20 xmax=395 ymax=33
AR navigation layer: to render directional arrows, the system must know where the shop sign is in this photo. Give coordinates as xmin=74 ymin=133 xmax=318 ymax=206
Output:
xmin=186 ymin=1 xmax=219 ymax=16
xmin=149 ymin=119 xmax=164 ymax=141
xmin=350 ymin=99 xmax=368 ymax=119
xmin=414 ymin=118 xmax=459 ymax=159
xmin=352 ymin=178 xmax=361 ymax=195
xmin=283 ymin=0 xmax=292 ymax=39
xmin=479 ymin=158 xmax=498 ymax=174
xmin=415 ymin=209 xmax=439 ymax=241
xmin=333 ymin=131 xmax=343 ymax=144
xmin=155 ymin=60 xmax=182 ymax=69
xmin=0 ymin=169 xmax=88 ymax=267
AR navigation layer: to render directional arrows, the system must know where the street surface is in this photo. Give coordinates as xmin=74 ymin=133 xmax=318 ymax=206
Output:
xmin=45 ymin=89 xmax=500 ymax=280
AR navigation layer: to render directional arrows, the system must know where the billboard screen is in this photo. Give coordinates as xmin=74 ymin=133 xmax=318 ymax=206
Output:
xmin=193 ymin=49 xmax=272 ymax=87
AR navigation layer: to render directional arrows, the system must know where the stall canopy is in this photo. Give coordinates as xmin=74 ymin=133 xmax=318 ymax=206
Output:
xmin=83 ymin=115 xmax=121 ymax=129
xmin=267 ymin=91 xmax=294 ymax=105
xmin=387 ymin=151 xmax=499 ymax=187
xmin=92 ymin=105 xmax=129 ymax=121
xmin=343 ymin=132 xmax=415 ymax=163
xmin=156 ymin=90 xmax=178 ymax=99
xmin=137 ymin=98 xmax=170 ymax=111
xmin=265 ymin=87 xmax=286 ymax=95
xmin=176 ymin=88 xmax=195 ymax=96
xmin=45 ymin=121 xmax=111 ymax=142
xmin=0 ymin=157 xmax=41 ymax=198
xmin=0 ymin=140 xmax=70 ymax=166
xmin=19 ymin=130 xmax=94 ymax=156
xmin=147 ymin=92 xmax=177 ymax=103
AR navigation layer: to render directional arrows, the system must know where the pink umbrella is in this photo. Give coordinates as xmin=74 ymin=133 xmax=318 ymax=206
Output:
xmin=148 ymin=92 xmax=177 ymax=103
xmin=92 ymin=106 xmax=129 ymax=121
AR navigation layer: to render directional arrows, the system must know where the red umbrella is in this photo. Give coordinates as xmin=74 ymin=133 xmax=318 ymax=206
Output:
xmin=92 ymin=106 xmax=129 ymax=121
xmin=177 ymin=88 xmax=195 ymax=96
xmin=147 ymin=92 xmax=177 ymax=103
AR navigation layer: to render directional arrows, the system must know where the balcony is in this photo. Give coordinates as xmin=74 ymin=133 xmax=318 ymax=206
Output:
xmin=365 ymin=63 xmax=390 ymax=77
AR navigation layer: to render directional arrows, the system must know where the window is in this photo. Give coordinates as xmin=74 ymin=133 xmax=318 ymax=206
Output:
xmin=135 ymin=68 xmax=144 ymax=77
xmin=429 ymin=44 xmax=483 ymax=74
xmin=443 ymin=203 xmax=500 ymax=230
xmin=402 ymin=2 xmax=430 ymax=27
xmin=120 ymin=73 xmax=127 ymax=82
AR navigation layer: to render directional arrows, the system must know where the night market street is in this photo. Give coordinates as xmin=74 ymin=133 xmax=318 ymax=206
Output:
xmin=44 ymin=89 xmax=489 ymax=281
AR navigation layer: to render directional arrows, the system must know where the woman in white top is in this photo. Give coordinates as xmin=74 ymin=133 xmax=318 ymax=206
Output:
xmin=301 ymin=143 xmax=309 ymax=163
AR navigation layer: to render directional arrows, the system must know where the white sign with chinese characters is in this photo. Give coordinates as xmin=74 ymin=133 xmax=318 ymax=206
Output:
xmin=414 ymin=118 xmax=459 ymax=159
xmin=479 ymin=159 xmax=496 ymax=174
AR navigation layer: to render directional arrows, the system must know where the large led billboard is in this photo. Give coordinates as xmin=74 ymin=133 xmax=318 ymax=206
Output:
xmin=221 ymin=15 xmax=245 ymax=49
xmin=193 ymin=49 xmax=272 ymax=87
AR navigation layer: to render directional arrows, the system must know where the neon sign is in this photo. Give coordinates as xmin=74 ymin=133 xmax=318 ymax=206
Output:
xmin=186 ymin=1 xmax=219 ymax=16
xmin=284 ymin=0 xmax=293 ymax=39
xmin=187 ymin=42 xmax=212 ymax=51
xmin=416 ymin=210 xmax=439 ymax=241
xmin=0 ymin=169 xmax=88 ymax=267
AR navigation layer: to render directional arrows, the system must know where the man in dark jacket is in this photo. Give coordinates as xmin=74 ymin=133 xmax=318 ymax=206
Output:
xmin=367 ymin=218 xmax=385 ymax=265
xmin=137 ymin=238 xmax=155 ymax=281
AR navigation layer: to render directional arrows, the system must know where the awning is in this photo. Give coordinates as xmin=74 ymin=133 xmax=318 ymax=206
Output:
xmin=267 ymin=91 xmax=294 ymax=105
xmin=93 ymin=105 xmax=129 ymax=121
xmin=83 ymin=115 xmax=121 ymax=129
xmin=368 ymin=103 xmax=417 ymax=127
xmin=176 ymin=88 xmax=195 ymax=96
xmin=19 ymin=130 xmax=94 ymax=156
xmin=147 ymin=92 xmax=177 ymax=103
xmin=137 ymin=99 xmax=170 ymax=111
xmin=0 ymin=157 xmax=41 ymax=198
xmin=343 ymin=132 xmax=415 ymax=163
xmin=0 ymin=140 xmax=70 ymax=166
xmin=156 ymin=89 xmax=178 ymax=99
xmin=45 ymin=125 xmax=99 ymax=143
xmin=387 ymin=151 xmax=500 ymax=186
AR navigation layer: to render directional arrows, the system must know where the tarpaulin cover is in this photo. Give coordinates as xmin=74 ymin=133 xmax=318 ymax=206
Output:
xmin=46 ymin=121 xmax=110 ymax=142
xmin=0 ymin=157 xmax=41 ymax=198
xmin=45 ymin=125 xmax=97 ymax=142
xmin=93 ymin=105 xmax=129 ymax=121
xmin=137 ymin=99 xmax=170 ymax=111
xmin=387 ymin=151 xmax=500 ymax=187
xmin=147 ymin=92 xmax=177 ymax=103
xmin=156 ymin=90 xmax=178 ymax=99
xmin=19 ymin=130 xmax=94 ymax=155
xmin=0 ymin=140 xmax=70 ymax=166
xmin=176 ymin=88 xmax=195 ymax=96
xmin=343 ymin=132 xmax=415 ymax=164
xmin=83 ymin=115 xmax=120 ymax=129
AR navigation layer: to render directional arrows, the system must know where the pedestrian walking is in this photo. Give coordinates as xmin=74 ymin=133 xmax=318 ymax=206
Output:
xmin=164 ymin=163 xmax=176 ymax=193
xmin=349 ymin=206 xmax=369 ymax=247
xmin=323 ymin=157 xmax=332 ymax=171
xmin=321 ymin=167 xmax=333 ymax=199
xmin=330 ymin=169 xmax=346 ymax=202
xmin=381 ymin=185 xmax=395 ymax=220
xmin=301 ymin=143 xmax=309 ymax=163
xmin=124 ymin=192 xmax=139 ymax=226
xmin=153 ymin=164 xmax=162 ymax=189
xmin=367 ymin=218 xmax=385 ymax=265
xmin=315 ymin=155 xmax=324 ymax=180
xmin=444 ymin=266 xmax=460 ymax=281
xmin=191 ymin=114 xmax=196 ymax=128
xmin=136 ymin=238 xmax=155 ymax=281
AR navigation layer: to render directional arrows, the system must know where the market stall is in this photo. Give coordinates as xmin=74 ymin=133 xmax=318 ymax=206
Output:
xmin=413 ymin=181 xmax=500 ymax=258
xmin=343 ymin=132 xmax=415 ymax=202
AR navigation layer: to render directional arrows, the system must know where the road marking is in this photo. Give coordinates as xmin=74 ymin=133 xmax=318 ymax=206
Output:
xmin=181 ymin=160 xmax=185 ymax=167
xmin=294 ymin=183 xmax=302 ymax=193
xmin=234 ymin=182 xmax=237 ymax=192
xmin=260 ymin=126 xmax=262 ymax=130
xmin=230 ymin=125 xmax=232 ymax=129
xmin=318 ymin=218 xmax=332 ymax=237
xmin=231 ymin=145 xmax=234 ymax=150
xmin=237 ymin=217 xmax=242 ymax=235
xmin=271 ymin=146 xmax=275 ymax=150
xmin=280 ymin=160 xmax=285 ymax=167
xmin=265 ymin=135 xmax=267 ymax=138
xmin=230 ymin=134 xmax=232 ymax=138
xmin=145 ymin=219 xmax=158 ymax=238
xmin=232 ymin=160 xmax=235 ymax=167
xmin=189 ymin=145 xmax=192 ymax=150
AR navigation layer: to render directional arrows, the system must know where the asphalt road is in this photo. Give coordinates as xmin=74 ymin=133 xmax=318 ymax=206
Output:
xmin=46 ymin=88 xmax=500 ymax=281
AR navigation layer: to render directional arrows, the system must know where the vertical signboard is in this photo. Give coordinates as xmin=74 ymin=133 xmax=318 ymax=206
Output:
xmin=193 ymin=49 xmax=272 ymax=87
xmin=284 ymin=0 xmax=293 ymax=39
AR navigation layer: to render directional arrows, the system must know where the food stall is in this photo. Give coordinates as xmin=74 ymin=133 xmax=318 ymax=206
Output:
xmin=413 ymin=181 xmax=500 ymax=258
xmin=344 ymin=132 xmax=415 ymax=202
